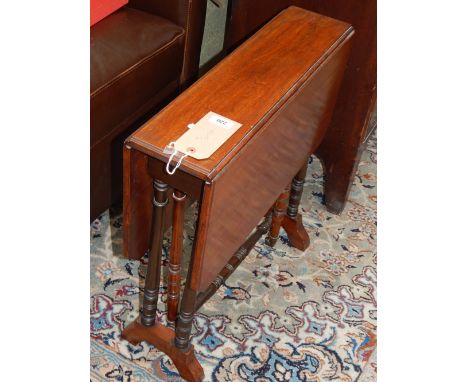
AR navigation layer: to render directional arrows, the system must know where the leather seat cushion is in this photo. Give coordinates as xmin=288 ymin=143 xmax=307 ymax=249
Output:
xmin=91 ymin=7 xmax=185 ymax=147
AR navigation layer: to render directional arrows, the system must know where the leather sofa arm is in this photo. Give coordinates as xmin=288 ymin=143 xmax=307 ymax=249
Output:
xmin=128 ymin=0 xmax=208 ymax=85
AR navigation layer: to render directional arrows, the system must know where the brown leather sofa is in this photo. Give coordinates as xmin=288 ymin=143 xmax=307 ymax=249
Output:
xmin=91 ymin=0 xmax=207 ymax=220
xmin=225 ymin=0 xmax=376 ymax=214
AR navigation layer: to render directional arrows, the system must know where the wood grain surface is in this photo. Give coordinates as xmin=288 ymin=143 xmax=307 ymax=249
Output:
xmin=191 ymin=36 xmax=352 ymax=291
xmin=127 ymin=6 xmax=352 ymax=181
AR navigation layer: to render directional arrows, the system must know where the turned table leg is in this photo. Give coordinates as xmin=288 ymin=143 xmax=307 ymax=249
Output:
xmin=142 ymin=179 xmax=169 ymax=326
xmin=174 ymin=201 xmax=203 ymax=352
xmin=266 ymin=184 xmax=290 ymax=247
xmin=167 ymin=190 xmax=186 ymax=324
xmin=287 ymin=161 xmax=308 ymax=218
xmin=175 ymin=286 xmax=198 ymax=351
xmin=282 ymin=160 xmax=311 ymax=251
xmin=121 ymin=180 xmax=203 ymax=382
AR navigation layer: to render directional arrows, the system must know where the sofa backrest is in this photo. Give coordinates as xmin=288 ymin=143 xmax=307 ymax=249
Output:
xmin=129 ymin=0 xmax=208 ymax=85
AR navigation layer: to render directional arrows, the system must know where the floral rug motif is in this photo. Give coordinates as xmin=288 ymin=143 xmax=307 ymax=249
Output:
xmin=91 ymin=134 xmax=377 ymax=381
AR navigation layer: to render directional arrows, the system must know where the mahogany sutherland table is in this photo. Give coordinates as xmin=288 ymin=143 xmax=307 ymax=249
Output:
xmin=121 ymin=7 xmax=353 ymax=381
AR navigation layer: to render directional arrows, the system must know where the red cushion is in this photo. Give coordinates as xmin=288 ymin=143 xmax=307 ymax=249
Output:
xmin=91 ymin=0 xmax=129 ymax=26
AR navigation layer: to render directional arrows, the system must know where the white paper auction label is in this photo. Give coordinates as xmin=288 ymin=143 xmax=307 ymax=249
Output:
xmin=171 ymin=112 xmax=242 ymax=160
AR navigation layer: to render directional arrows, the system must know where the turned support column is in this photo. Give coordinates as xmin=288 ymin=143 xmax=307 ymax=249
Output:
xmin=167 ymin=190 xmax=186 ymax=324
xmin=266 ymin=184 xmax=290 ymax=247
xmin=282 ymin=161 xmax=311 ymax=251
xmin=141 ymin=179 xmax=168 ymax=327
xmin=174 ymin=285 xmax=198 ymax=351
xmin=122 ymin=180 xmax=203 ymax=382
xmin=287 ymin=161 xmax=308 ymax=218
xmin=174 ymin=200 xmax=201 ymax=351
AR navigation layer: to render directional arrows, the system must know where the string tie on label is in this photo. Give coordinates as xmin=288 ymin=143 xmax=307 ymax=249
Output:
xmin=165 ymin=142 xmax=188 ymax=175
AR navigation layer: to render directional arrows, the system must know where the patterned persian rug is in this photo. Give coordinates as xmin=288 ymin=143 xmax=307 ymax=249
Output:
xmin=90 ymin=134 xmax=377 ymax=382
